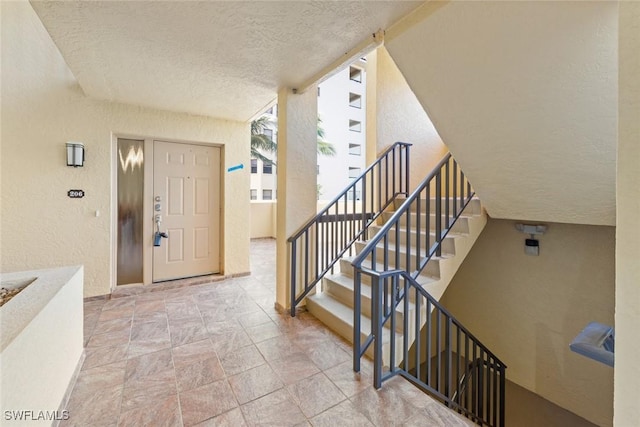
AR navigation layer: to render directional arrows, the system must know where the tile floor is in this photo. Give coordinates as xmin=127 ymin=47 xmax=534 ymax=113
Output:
xmin=64 ymin=239 xmax=474 ymax=426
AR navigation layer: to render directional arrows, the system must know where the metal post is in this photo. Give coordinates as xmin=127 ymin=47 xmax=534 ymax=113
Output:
xmin=290 ymin=240 xmax=297 ymax=317
xmin=373 ymin=274 xmax=383 ymax=389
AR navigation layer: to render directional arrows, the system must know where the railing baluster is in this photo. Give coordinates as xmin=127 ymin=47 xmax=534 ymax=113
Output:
xmin=372 ymin=274 xmax=383 ymax=389
xmin=435 ymin=171 xmax=442 ymax=257
xmin=445 ymin=159 xmax=450 ymax=228
xmin=413 ymin=284 xmax=420 ymax=377
xmin=426 ymin=299 xmax=432 ymax=387
xmin=290 ymin=240 xmax=297 ymax=317
xmin=500 ymin=364 xmax=506 ymax=427
xmin=446 ymin=317 xmax=452 ymax=400
xmin=436 ymin=309 xmax=442 ymax=392
xmin=453 ymin=161 xmax=458 ymax=217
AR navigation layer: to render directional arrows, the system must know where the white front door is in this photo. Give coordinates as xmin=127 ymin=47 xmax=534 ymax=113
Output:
xmin=152 ymin=140 xmax=221 ymax=282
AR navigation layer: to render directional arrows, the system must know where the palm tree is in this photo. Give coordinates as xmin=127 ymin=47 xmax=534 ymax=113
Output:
xmin=316 ymin=118 xmax=336 ymax=156
xmin=251 ymin=116 xmax=277 ymax=163
xmin=250 ymin=115 xmax=336 ymax=162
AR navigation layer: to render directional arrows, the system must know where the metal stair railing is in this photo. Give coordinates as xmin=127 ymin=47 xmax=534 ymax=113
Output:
xmin=288 ymin=141 xmax=411 ymax=317
xmin=351 ymin=153 xmax=507 ymax=426
xmin=358 ymin=268 xmax=507 ymax=427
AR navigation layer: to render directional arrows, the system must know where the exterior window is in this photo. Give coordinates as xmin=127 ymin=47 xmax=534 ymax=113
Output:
xmin=263 ymin=161 xmax=273 ymax=174
xmin=265 ymin=107 xmax=274 ymax=115
xmin=250 ymin=189 xmax=257 ymax=200
xmin=263 ymin=189 xmax=273 ymax=200
xmin=348 ymin=167 xmax=361 ymax=179
xmin=317 ymin=165 xmax=320 ymax=175
xmin=349 ymin=92 xmax=362 ymax=109
xmin=251 ymin=159 xmax=257 ymax=173
xmin=349 ymin=143 xmax=361 ymax=156
xmin=349 ymin=120 xmax=361 ymax=132
xmin=263 ymin=128 xmax=273 ymax=140
xmin=349 ymin=66 xmax=362 ymax=83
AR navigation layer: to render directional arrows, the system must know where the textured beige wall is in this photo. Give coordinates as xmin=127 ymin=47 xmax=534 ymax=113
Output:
xmin=441 ymin=219 xmax=614 ymax=426
xmin=366 ymin=47 xmax=447 ymax=190
xmin=1 ymin=2 xmax=250 ymax=297
xmin=614 ymin=3 xmax=640 ymax=425
xmin=250 ymin=201 xmax=277 ymax=239
xmin=275 ymin=86 xmax=318 ymax=310
xmin=385 ymin=1 xmax=617 ymax=226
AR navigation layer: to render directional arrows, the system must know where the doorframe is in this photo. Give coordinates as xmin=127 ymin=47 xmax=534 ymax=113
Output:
xmin=110 ymin=134 xmax=224 ymax=292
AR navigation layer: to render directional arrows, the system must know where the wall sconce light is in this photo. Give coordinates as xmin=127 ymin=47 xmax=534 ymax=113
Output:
xmin=515 ymin=223 xmax=547 ymax=256
xmin=66 ymin=142 xmax=84 ymax=167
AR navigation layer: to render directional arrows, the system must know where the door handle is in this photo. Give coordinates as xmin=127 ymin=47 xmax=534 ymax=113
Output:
xmin=154 ymin=231 xmax=168 ymax=247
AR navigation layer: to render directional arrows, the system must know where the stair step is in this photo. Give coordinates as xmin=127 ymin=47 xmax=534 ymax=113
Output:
xmin=323 ymin=273 xmax=425 ymax=332
xmin=381 ymin=212 xmax=470 ymax=234
xmin=369 ymin=225 xmax=460 ymax=256
xmin=354 ymin=241 xmax=443 ymax=277
xmin=393 ymin=197 xmax=482 ymax=216
xmin=306 ymin=292 xmax=404 ymax=364
xmin=338 ymin=256 xmax=440 ymax=285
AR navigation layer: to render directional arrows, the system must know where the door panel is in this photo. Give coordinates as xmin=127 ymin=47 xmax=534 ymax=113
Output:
xmin=153 ymin=140 xmax=220 ymax=282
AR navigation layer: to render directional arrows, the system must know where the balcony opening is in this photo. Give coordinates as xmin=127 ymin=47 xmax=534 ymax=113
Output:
xmin=349 ymin=92 xmax=362 ymax=109
xmin=349 ymin=120 xmax=361 ymax=133
xmin=349 ymin=143 xmax=361 ymax=156
xmin=349 ymin=66 xmax=362 ymax=83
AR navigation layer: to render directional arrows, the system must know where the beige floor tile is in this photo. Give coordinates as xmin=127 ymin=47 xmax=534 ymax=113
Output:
xmin=255 ymin=335 xmax=301 ymax=361
xmin=219 ymin=344 xmax=265 ymax=376
xmin=173 ymin=340 xmax=224 ymax=392
xmin=83 ymin=344 xmax=129 ymax=370
xmin=169 ymin=317 xmax=209 ymax=347
xmin=92 ymin=317 xmax=133 ymax=336
xmin=193 ymin=408 xmax=247 ymax=427
xmin=302 ymin=339 xmax=351 ymax=371
xmin=324 ymin=360 xmax=373 ymax=398
xmin=180 ymin=379 xmax=238 ymax=426
xmin=87 ymin=328 xmax=131 ymax=348
xmin=310 ymin=400 xmax=374 ymax=427
xmin=228 ymin=363 xmax=284 ymax=404
xmin=286 ymin=372 xmax=347 ymax=418
xmin=240 ymin=389 xmax=306 ymax=427
xmin=245 ymin=321 xmax=282 ymax=343
xmin=117 ymin=394 xmax=181 ymax=427
xmin=268 ymin=351 xmax=321 ymax=385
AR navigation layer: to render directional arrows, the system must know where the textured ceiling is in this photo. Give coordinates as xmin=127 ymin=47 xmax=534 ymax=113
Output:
xmin=386 ymin=1 xmax=618 ymax=226
xmin=30 ymin=1 xmax=422 ymax=122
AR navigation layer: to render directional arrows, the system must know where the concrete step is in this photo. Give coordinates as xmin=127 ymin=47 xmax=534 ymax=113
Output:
xmin=368 ymin=225 xmax=458 ymax=256
xmin=338 ymin=256 xmax=439 ymax=286
xmin=323 ymin=273 xmax=425 ymax=333
xmin=393 ymin=197 xmax=482 ymax=216
xmin=353 ymin=241 xmax=444 ymax=278
xmin=381 ymin=211 xmax=471 ymax=234
xmin=306 ymin=292 xmax=404 ymax=364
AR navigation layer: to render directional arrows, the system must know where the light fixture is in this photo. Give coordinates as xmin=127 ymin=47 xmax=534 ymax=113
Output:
xmin=515 ymin=223 xmax=547 ymax=256
xmin=66 ymin=142 xmax=84 ymax=167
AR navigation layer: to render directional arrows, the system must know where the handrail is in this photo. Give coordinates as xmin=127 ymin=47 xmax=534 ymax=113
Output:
xmin=287 ymin=142 xmax=412 ymax=317
xmin=363 ymin=268 xmax=507 ymax=427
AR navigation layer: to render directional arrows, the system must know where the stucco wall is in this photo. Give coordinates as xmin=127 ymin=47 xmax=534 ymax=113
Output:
xmin=366 ymin=47 xmax=447 ymax=191
xmin=385 ymin=1 xmax=617 ymax=226
xmin=1 ymin=1 xmax=250 ymax=297
xmin=440 ymin=219 xmax=614 ymax=426
xmin=614 ymin=2 xmax=640 ymax=425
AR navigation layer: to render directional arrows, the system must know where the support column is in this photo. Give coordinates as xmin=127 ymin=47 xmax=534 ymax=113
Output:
xmin=614 ymin=3 xmax=640 ymax=425
xmin=275 ymin=86 xmax=318 ymax=312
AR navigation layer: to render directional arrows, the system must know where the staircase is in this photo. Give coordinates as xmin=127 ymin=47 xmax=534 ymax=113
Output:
xmin=305 ymin=195 xmax=486 ymax=361
xmin=288 ymin=147 xmax=506 ymax=427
